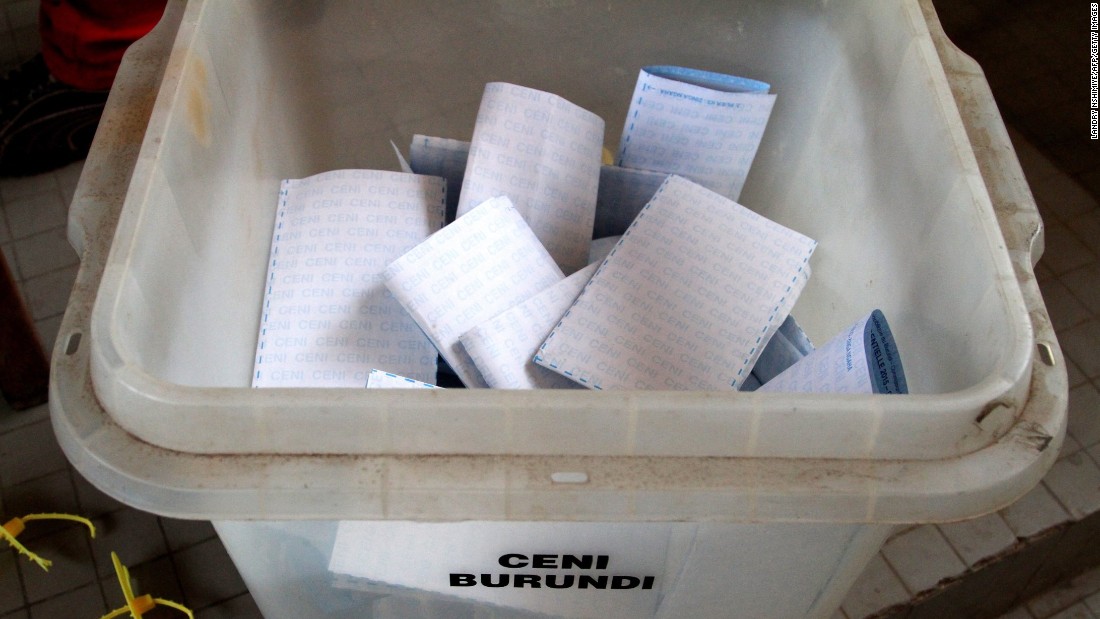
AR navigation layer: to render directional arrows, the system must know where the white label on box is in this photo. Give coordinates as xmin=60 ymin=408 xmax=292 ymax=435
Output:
xmin=536 ymin=175 xmax=816 ymax=391
xmin=365 ymin=369 xmax=441 ymax=389
xmin=460 ymin=263 xmax=598 ymax=389
xmin=252 ymin=170 xmax=444 ymax=387
xmin=457 ymin=83 xmax=605 ymax=273
xmin=617 ymin=66 xmax=776 ymax=200
xmin=383 ymin=196 xmax=564 ymax=388
xmin=758 ymin=309 xmax=908 ymax=394
xmin=329 ymin=521 xmax=671 ymax=619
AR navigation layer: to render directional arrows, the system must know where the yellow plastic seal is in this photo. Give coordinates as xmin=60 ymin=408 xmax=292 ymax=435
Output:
xmin=0 ymin=513 xmax=96 ymax=571
xmin=102 ymin=551 xmax=194 ymax=619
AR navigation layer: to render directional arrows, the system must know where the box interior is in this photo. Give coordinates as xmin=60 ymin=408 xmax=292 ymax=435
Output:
xmin=109 ymin=0 xmax=1020 ymax=400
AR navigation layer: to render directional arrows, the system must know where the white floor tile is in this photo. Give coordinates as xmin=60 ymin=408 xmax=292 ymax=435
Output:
xmin=1068 ymin=383 xmax=1100 ymax=448
xmin=1066 ymin=360 xmax=1088 ymax=389
xmin=1060 ymin=265 xmax=1100 ymax=316
xmin=1000 ymin=482 xmax=1070 ymax=540
xmin=0 ymin=418 xmax=69 ymax=487
xmin=1031 ymin=172 xmax=1100 ymax=223
xmin=2 ymin=190 xmax=66 ymax=239
xmin=32 ymin=313 xmax=62 ymax=355
xmin=1029 ymin=567 xmax=1100 ymax=618
xmin=881 ymin=525 xmax=967 ymax=594
xmin=1061 ymin=321 xmax=1100 ymax=379
xmin=937 ymin=512 xmax=1018 ymax=567
xmin=1043 ymin=451 xmax=1100 ymax=520
xmin=1061 ymin=435 xmax=1085 ymax=459
xmin=840 ymin=553 xmax=910 ymax=619
xmin=1040 ymin=223 xmax=1097 ymax=275
xmin=20 ymin=264 xmax=76 ymax=320
xmin=1011 ymin=129 xmax=1063 ymax=184
xmin=1036 ymin=261 xmax=1056 ymax=282
xmin=0 ymin=401 xmax=48 ymax=435
xmin=0 ymin=172 xmax=57 ymax=204
xmin=10 ymin=227 xmax=77 ymax=279
xmin=1041 ymin=278 xmax=1093 ymax=333
xmin=53 ymin=160 xmax=84 ymax=207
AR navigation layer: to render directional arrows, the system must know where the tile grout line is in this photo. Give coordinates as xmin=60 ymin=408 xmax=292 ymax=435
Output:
xmin=67 ymin=464 xmax=113 ymax=614
xmin=154 ymin=515 xmax=190 ymax=611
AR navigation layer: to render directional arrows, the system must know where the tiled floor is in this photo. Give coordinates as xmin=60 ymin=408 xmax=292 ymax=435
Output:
xmin=1 ymin=1 xmax=1099 ymax=618
xmin=1 ymin=2 xmax=263 ymax=610
xmin=834 ymin=128 xmax=1100 ymax=619
xmin=834 ymin=1 xmax=1100 ymax=617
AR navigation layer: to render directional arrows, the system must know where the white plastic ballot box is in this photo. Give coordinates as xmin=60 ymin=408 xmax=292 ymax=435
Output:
xmin=50 ymin=1 xmax=1067 ymax=618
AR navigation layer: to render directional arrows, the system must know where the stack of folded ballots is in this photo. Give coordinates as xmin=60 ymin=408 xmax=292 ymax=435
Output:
xmin=254 ymin=65 xmax=907 ymax=395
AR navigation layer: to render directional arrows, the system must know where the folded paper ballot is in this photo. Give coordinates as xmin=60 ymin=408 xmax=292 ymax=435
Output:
xmin=457 ymin=83 xmax=604 ymax=274
xmin=536 ymin=175 xmax=817 ymax=391
xmin=383 ymin=196 xmax=565 ymax=388
xmin=616 ymin=66 xmax=777 ymax=201
xmin=460 ymin=263 xmax=599 ymax=389
xmin=253 ymin=72 xmax=906 ymax=401
xmin=408 ymin=134 xmax=669 ymax=240
xmin=758 ymin=310 xmax=908 ymax=394
xmin=252 ymin=170 xmax=444 ymax=387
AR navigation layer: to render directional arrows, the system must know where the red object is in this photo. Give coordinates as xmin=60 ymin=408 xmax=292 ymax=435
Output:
xmin=39 ymin=0 xmax=167 ymax=91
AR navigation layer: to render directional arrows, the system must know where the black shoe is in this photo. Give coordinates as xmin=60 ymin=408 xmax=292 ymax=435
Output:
xmin=0 ymin=54 xmax=109 ymax=177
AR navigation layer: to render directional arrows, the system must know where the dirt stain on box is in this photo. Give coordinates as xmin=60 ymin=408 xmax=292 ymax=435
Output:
xmin=186 ymin=57 xmax=212 ymax=146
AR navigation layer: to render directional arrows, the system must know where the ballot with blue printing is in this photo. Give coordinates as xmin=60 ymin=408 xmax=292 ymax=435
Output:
xmin=383 ymin=196 xmax=565 ymax=388
xmin=409 ymin=133 xmax=670 ymax=241
xmin=251 ymin=170 xmax=445 ymax=388
xmin=616 ymin=65 xmax=777 ymax=201
xmin=758 ymin=309 xmax=908 ymax=394
xmin=459 ymin=263 xmax=599 ymax=390
xmin=535 ymin=175 xmax=817 ymax=391
xmin=456 ymin=83 xmax=605 ymax=274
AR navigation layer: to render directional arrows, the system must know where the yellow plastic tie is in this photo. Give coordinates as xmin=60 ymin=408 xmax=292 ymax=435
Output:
xmin=601 ymin=146 xmax=614 ymax=165
xmin=1 ymin=513 xmax=96 ymax=571
xmin=102 ymin=552 xmax=194 ymax=619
